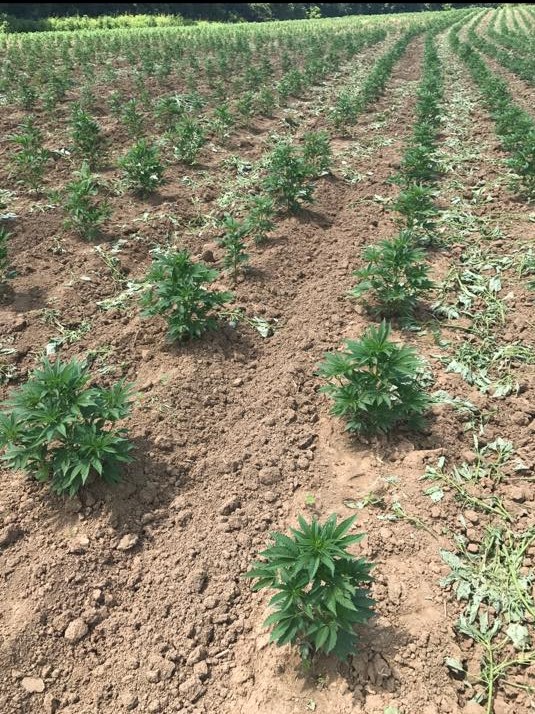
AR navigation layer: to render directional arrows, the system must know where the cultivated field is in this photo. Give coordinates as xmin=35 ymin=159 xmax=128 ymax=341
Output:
xmin=0 ymin=6 xmax=534 ymax=714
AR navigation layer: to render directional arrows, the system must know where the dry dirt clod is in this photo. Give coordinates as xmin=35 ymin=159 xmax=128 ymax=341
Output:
xmin=120 ymin=691 xmax=139 ymax=710
xmin=0 ymin=524 xmax=23 ymax=548
xmin=21 ymin=677 xmax=45 ymax=694
xmin=116 ymin=533 xmax=139 ymax=551
xmin=179 ymin=676 xmax=206 ymax=703
xmin=219 ymin=497 xmax=240 ymax=515
xmin=64 ymin=618 xmax=89 ymax=643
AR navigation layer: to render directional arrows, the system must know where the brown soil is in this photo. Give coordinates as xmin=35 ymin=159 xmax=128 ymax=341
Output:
xmin=0 ymin=24 xmax=534 ymax=714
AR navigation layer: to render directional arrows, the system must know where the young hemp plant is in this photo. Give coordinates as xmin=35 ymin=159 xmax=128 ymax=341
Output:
xmin=64 ymin=162 xmax=111 ymax=240
xmin=219 ymin=215 xmax=250 ymax=280
xmin=302 ymin=130 xmax=332 ymax=177
xmin=317 ymin=322 xmax=429 ymax=435
xmin=245 ymin=514 xmax=374 ymax=663
xmin=119 ymin=140 xmax=165 ymax=196
xmin=392 ymin=183 xmax=439 ymax=239
xmin=170 ymin=116 xmax=206 ymax=165
xmin=10 ymin=116 xmax=50 ymax=190
xmin=141 ymin=249 xmax=233 ymax=341
xmin=244 ymin=195 xmax=276 ymax=245
xmin=351 ymin=230 xmax=434 ymax=318
xmin=0 ymin=357 xmax=134 ymax=496
xmin=70 ymin=105 xmax=103 ymax=166
xmin=263 ymin=140 xmax=315 ymax=212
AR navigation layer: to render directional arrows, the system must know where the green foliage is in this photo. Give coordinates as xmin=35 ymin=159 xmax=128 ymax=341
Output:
xmin=121 ymin=98 xmax=145 ymax=138
xmin=64 ymin=162 xmax=111 ymax=240
xmin=70 ymin=105 xmax=103 ymax=165
xmin=119 ymin=140 xmax=165 ymax=196
xmin=263 ymin=140 xmax=314 ymax=212
xmin=392 ymin=184 xmax=439 ymax=237
xmin=154 ymin=95 xmax=185 ymax=130
xmin=330 ymin=28 xmax=416 ymax=130
xmin=170 ymin=116 xmax=206 ymax=165
xmin=318 ymin=322 xmax=429 ymax=435
xmin=141 ymin=249 xmax=233 ymax=341
xmin=0 ymin=225 xmax=10 ymax=281
xmin=0 ymin=357 xmax=134 ymax=496
xmin=9 ymin=116 xmax=49 ymax=190
xmin=302 ymin=130 xmax=332 ymax=177
xmin=351 ymin=230 xmax=434 ymax=317
xmin=451 ymin=23 xmax=535 ymax=197
xmin=245 ymin=195 xmax=276 ymax=245
xmin=245 ymin=514 xmax=374 ymax=662
xmin=212 ymin=103 xmax=235 ymax=138
xmin=219 ymin=215 xmax=250 ymax=279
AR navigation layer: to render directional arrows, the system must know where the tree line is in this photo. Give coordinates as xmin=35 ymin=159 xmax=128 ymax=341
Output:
xmin=0 ymin=3 xmax=498 ymax=23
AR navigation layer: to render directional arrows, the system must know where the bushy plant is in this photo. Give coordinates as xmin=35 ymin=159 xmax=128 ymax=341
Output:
xmin=10 ymin=116 xmax=49 ymax=189
xmin=351 ymin=231 xmax=434 ymax=317
xmin=263 ymin=141 xmax=314 ymax=212
xmin=302 ymin=130 xmax=332 ymax=177
xmin=64 ymin=162 xmax=111 ymax=240
xmin=70 ymin=105 xmax=103 ymax=165
xmin=0 ymin=358 xmax=134 ymax=496
xmin=219 ymin=215 xmax=249 ymax=279
xmin=317 ymin=322 xmax=429 ymax=435
xmin=212 ymin=103 xmax=235 ymax=139
xmin=245 ymin=514 xmax=374 ymax=662
xmin=392 ymin=184 xmax=438 ymax=235
xmin=245 ymin=195 xmax=276 ymax=245
xmin=154 ymin=95 xmax=185 ymax=130
xmin=122 ymin=98 xmax=145 ymax=138
xmin=170 ymin=116 xmax=206 ymax=165
xmin=119 ymin=140 xmax=165 ymax=196
xmin=141 ymin=249 xmax=233 ymax=341
xmin=0 ymin=226 xmax=10 ymax=282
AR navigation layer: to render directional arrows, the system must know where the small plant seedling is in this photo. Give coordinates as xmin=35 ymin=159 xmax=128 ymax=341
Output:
xmin=70 ymin=105 xmax=103 ymax=165
xmin=392 ymin=184 xmax=439 ymax=237
xmin=244 ymin=195 xmax=276 ymax=245
xmin=119 ymin=140 xmax=165 ymax=196
xmin=302 ymin=131 xmax=332 ymax=177
xmin=64 ymin=162 xmax=111 ymax=240
xmin=317 ymin=322 xmax=429 ymax=435
xmin=141 ymin=249 xmax=233 ymax=341
xmin=0 ymin=226 xmax=10 ymax=283
xmin=0 ymin=357 xmax=134 ymax=495
xmin=170 ymin=116 xmax=206 ymax=165
xmin=10 ymin=116 xmax=49 ymax=190
xmin=245 ymin=514 xmax=374 ymax=663
xmin=351 ymin=230 xmax=434 ymax=317
xmin=263 ymin=141 xmax=314 ymax=212
xmin=219 ymin=215 xmax=250 ymax=279
xmin=121 ymin=98 xmax=145 ymax=138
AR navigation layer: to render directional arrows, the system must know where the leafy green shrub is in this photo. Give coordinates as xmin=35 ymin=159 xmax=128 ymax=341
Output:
xmin=392 ymin=184 xmax=438 ymax=235
xmin=154 ymin=95 xmax=185 ymax=130
xmin=302 ymin=130 xmax=332 ymax=177
xmin=212 ymin=103 xmax=235 ymax=139
xmin=0 ymin=226 xmax=10 ymax=282
xmin=263 ymin=141 xmax=314 ymax=212
xmin=245 ymin=514 xmax=374 ymax=662
xmin=122 ymin=98 xmax=145 ymax=138
xmin=170 ymin=116 xmax=206 ymax=165
xmin=70 ymin=105 xmax=103 ymax=165
xmin=318 ymin=322 xmax=429 ymax=435
xmin=245 ymin=195 xmax=276 ymax=245
xmin=0 ymin=358 xmax=134 ymax=496
xmin=219 ymin=215 xmax=249 ymax=279
xmin=119 ymin=140 xmax=165 ymax=196
xmin=64 ymin=162 xmax=111 ymax=240
xmin=351 ymin=231 xmax=434 ymax=317
xmin=10 ymin=116 xmax=49 ymax=189
xmin=141 ymin=249 xmax=233 ymax=341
